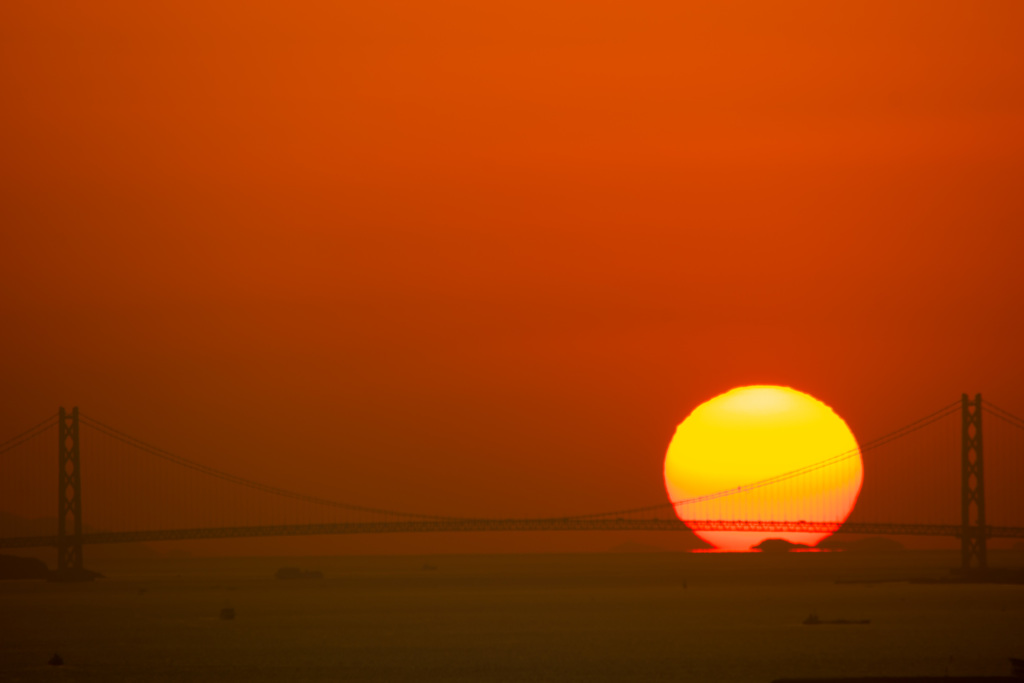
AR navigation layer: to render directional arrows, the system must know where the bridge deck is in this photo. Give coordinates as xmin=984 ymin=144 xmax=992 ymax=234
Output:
xmin=3 ymin=519 xmax=1023 ymax=549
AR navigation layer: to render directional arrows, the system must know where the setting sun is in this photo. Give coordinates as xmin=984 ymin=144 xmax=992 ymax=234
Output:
xmin=664 ymin=386 xmax=863 ymax=550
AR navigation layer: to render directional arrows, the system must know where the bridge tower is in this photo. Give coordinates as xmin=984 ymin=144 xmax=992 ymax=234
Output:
xmin=961 ymin=393 xmax=987 ymax=570
xmin=56 ymin=406 xmax=85 ymax=578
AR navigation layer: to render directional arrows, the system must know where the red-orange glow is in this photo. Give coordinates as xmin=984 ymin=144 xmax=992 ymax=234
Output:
xmin=1 ymin=2 xmax=1023 ymax=556
xmin=664 ymin=386 xmax=863 ymax=550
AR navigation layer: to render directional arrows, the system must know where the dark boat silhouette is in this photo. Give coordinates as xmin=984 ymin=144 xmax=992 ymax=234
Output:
xmin=803 ymin=613 xmax=870 ymax=625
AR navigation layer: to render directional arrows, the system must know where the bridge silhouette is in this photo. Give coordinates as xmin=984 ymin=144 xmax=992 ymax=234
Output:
xmin=2 ymin=394 xmax=1022 ymax=580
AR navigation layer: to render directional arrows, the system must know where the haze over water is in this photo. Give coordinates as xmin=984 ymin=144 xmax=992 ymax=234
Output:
xmin=3 ymin=550 xmax=1023 ymax=682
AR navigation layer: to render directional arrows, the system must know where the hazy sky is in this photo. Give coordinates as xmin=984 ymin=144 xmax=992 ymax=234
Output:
xmin=2 ymin=2 xmax=1023 ymax=553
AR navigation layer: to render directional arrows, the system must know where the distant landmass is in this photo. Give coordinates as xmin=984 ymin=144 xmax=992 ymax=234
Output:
xmin=0 ymin=554 xmax=48 ymax=580
xmin=752 ymin=537 xmax=906 ymax=553
xmin=819 ymin=536 xmax=905 ymax=553
xmin=753 ymin=538 xmax=812 ymax=552
xmin=275 ymin=567 xmax=324 ymax=579
xmin=608 ymin=533 xmax=713 ymax=553
xmin=608 ymin=541 xmax=665 ymax=553
xmin=0 ymin=554 xmax=104 ymax=581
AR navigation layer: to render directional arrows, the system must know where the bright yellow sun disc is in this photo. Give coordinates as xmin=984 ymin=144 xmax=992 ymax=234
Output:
xmin=663 ymin=386 xmax=863 ymax=550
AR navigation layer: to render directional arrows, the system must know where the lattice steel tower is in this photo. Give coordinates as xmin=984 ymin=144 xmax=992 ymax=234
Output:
xmin=57 ymin=406 xmax=84 ymax=575
xmin=961 ymin=393 xmax=986 ymax=570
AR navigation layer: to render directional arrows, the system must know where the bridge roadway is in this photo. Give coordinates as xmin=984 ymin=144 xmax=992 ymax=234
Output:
xmin=2 ymin=519 xmax=1024 ymax=549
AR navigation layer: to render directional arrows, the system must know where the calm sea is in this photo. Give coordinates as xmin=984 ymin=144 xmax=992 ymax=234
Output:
xmin=2 ymin=550 xmax=1022 ymax=682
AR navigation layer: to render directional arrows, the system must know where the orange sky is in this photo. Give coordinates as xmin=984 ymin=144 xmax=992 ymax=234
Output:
xmin=2 ymin=2 xmax=1023 ymax=554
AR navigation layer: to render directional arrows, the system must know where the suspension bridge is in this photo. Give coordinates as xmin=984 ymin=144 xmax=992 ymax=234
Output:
xmin=1 ymin=394 xmax=1022 ymax=580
